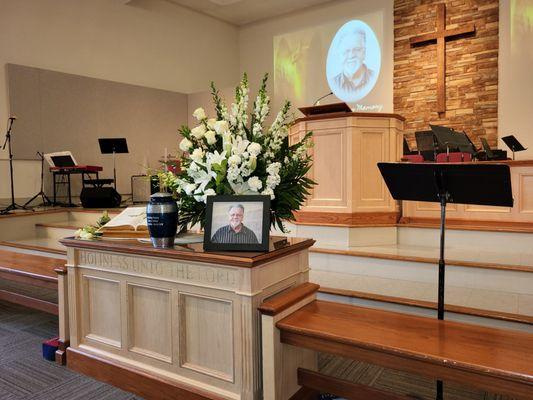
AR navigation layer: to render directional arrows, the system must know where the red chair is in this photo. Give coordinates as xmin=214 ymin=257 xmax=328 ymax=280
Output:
xmin=401 ymin=154 xmax=424 ymax=163
xmin=435 ymin=152 xmax=472 ymax=163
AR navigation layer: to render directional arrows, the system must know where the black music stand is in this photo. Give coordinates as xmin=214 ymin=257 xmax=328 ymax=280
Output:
xmin=23 ymin=152 xmax=53 ymax=208
xmin=415 ymin=130 xmax=436 ymax=161
xmin=377 ymin=162 xmax=513 ymax=400
xmin=98 ymin=138 xmax=129 ymax=190
xmin=501 ymin=135 xmax=527 ymax=160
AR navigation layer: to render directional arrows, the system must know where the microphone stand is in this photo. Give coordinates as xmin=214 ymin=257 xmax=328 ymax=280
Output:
xmin=313 ymin=91 xmax=333 ymax=106
xmin=1 ymin=118 xmax=28 ymax=215
xmin=23 ymin=151 xmax=52 ymax=208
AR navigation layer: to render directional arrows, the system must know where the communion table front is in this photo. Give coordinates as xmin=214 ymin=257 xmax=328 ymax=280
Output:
xmin=60 ymin=237 xmax=314 ymax=400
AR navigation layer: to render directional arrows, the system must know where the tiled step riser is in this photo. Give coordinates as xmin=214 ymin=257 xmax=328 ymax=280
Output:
xmin=272 ymin=223 xmax=397 ymax=247
xmin=318 ymin=292 xmax=533 ymax=333
xmin=309 ymin=252 xmax=533 ymax=317
xmin=35 ymin=226 xmax=76 ymax=249
xmin=398 ymin=226 xmax=533 ymax=253
xmin=0 ymin=213 xmax=68 ymax=242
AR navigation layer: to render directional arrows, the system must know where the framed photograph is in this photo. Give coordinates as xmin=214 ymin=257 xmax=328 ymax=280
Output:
xmin=204 ymin=195 xmax=271 ymax=252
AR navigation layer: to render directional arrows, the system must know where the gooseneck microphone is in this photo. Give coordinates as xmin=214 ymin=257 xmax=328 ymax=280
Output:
xmin=313 ymin=91 xmax=333 ymax=106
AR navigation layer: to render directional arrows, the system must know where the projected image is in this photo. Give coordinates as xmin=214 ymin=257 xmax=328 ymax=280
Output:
xmin=512 ymin=0 xmax=533 ymax=57
xmin=326 ymin=20 xmax=381 ymax=103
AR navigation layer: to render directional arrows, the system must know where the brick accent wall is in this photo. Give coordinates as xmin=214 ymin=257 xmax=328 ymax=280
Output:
xmin=394 ymin=0 xmax=499 ymax=148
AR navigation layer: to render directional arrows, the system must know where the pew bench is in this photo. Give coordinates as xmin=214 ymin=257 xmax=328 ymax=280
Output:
xmin=0 ymin=249 xmax=66 ymax=315
xmin=259 ymin=283 xmax=533 ymax=400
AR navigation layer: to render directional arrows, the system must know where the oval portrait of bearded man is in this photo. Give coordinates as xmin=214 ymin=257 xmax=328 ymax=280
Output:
xmin=326 ymin=20 xmax=381 ymax=103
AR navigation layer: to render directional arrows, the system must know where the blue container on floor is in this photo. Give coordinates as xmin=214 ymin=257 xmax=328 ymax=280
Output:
xmin=42 ymin=337 xmax=59 ymax=361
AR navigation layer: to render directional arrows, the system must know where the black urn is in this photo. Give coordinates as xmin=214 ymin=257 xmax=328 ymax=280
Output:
xmin=146 ymin=192 xmax=178 ymax=248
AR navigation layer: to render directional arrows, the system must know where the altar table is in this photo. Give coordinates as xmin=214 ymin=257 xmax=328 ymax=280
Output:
xmin=59 ymin=236 xmax=314 ymax=400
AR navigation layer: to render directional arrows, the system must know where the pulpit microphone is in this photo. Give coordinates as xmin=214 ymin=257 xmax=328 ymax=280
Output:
xmin=313 ymin=92 xmax=333 ymax=106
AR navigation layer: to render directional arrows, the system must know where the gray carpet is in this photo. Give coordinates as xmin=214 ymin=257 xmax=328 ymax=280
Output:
xmin=0 ymin=301 xmax=143 ymax=400
xmin=0 ymin=300 xmax=517 ymax=400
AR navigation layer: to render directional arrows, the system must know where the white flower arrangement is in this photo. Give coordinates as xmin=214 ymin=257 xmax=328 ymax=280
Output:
xmin=160 ymin=73 xmax=314 ymax=232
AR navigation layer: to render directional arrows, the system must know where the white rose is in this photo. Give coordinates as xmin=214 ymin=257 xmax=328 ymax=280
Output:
xmin=191 ymin=125 xmax=206 ymax=139
xmin=214 ymin=120 xmax=229 ymax=135
xmin=179 ymin=137 xmax=192 ymax=152
xmin=192 ymin=107 xmax=206 ymax=121
xmin=207 ymin=118 xmax=217 ymax=129
xmin=190 ymin=148 xmax=204 ymax=163
xmin=248 ymin=142 xmax=261 ymax=156
xmin=247 ymin=176 xmax=262 ymax=192
xmin=204 ymin=130 xmax=217 ymax=145
xmin=228 ymin=154 xmax=241 ymax=166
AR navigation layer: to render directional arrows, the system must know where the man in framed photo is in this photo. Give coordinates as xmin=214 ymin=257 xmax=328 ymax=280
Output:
xmin=211 ymin=203 xmax=259 ymax=244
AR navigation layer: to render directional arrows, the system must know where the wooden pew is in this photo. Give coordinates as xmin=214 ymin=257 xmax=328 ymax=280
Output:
xmin=0 ymin=249 xmax=66 ymax=315
xmin=259 ymin=283 xmax=533 ymax=400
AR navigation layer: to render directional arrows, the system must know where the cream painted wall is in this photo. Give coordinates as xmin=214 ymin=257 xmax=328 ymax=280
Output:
xmin=499 ymin=0 xmax=533 ymax=159
xmin=0 ymin=0 xmax=239 ymax=200
xmin=238 ymin=0 xmax=394 ymax=115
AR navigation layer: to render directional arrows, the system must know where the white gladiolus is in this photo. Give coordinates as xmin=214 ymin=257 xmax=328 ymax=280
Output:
xmin=204 ymin=130 xmax=217 ymax=145
xmin=179 ymin=137 xmax=192 ymax=152
xmin=228 ymin=154 xmax=241 ymax=166
xmin=266 ymin=162 xmax=281 ymax=176
xmin=261 ymin=187 xmax=275 ymax=199
xmin=192 ymin=107 xmax=206 ymax=121
xmin=247 ymin=176 xmax=262 ymax=192
xmin=191 ymin=125 xmax=206 ymax=139
xmin=247 ymin=142 xmax=261 ymax=156
xmin=190 ymin=148 xmax=205 ymax=163
xmin=214 ymin=120 xmax=230 ymax=135
xmin=207 ymin=118 xmax=216 ymax=129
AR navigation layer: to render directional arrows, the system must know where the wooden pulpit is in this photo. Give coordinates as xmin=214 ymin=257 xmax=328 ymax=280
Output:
xmin=290 ymin=108 xmax=405 ymax=226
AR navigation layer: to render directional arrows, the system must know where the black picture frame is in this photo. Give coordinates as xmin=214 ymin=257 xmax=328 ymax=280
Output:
xmin=204 ymin=195 xmax=271 ymax=252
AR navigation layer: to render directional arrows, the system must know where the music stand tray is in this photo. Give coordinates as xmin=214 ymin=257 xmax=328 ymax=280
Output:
xmin=378 ymin=162 xmax=513 ymax=400
xmin=501 ymin=135 xmax=527 ymax=160
xmin=98 ymin=138 xmax=129 ymax=190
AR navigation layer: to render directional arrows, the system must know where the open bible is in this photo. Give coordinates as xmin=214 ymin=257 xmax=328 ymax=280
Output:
xmin=98 ymin=207 xmax=149 ymax=238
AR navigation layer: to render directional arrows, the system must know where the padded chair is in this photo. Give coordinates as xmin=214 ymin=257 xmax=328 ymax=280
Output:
xmin=435 ymin=152 xmax=472 ymax=163
xmin=401 ymin=154 xmax=425 ymax=163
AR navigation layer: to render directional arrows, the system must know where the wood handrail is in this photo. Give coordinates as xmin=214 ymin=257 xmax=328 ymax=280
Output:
xmin=258 ymin=283 xmax=319 ymax=316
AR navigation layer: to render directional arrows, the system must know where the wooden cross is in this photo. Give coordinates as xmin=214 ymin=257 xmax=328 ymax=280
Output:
xmin=410 ymin=3 xmax=475 ymax=113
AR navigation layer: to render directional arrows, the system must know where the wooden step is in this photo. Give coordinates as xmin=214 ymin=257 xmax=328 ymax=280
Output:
xmin=277 ymin=300 xmax=533 ymax=399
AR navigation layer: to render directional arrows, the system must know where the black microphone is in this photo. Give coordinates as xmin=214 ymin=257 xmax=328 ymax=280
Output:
xmin=313 ymin=92 xmax=333 ymax=106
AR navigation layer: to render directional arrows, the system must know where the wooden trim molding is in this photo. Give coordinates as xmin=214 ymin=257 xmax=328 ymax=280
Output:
xmin=294 ymin=111 xmax=406 ymax=123
xmin=288 ymin=386 xmax=319 ymax=400
xmin=319 ymin=287 xmax=533 ymax=326
xmin=293 ymin=211 xmax=400 ymax=227
xmin=259 ymin=283 xmax=320 ymax=316
xmin=60 ymin=237 xmax=315 ymax=268
xmin=399 ymin=217 xmax=533 ymax=234
xmin=67 ymin=347 xmax=227 ymax=400
xmin=298 ymin=368 xmax=409 ymax=400
xmin=0 ymin=290 xmax=58 ymax=315
xmin=55 ymin=339 xmax=70 ymax=365
xmin=0 ymin=241 xmax=67 ymax=255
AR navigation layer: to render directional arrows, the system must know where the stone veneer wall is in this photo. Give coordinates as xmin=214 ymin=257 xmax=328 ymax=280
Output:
xmin=394 ymin=0 xmax=499 ymax=148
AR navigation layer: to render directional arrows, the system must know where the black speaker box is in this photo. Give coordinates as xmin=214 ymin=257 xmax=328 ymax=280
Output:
xmin=80 ymin=187 xmax=122 ymax=208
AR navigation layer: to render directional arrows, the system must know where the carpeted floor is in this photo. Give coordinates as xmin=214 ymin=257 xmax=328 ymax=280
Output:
xmin=0 ymin=301 xmax=142 ymax=400
xmin=0 ymin=300 xmax=516 ymax=400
